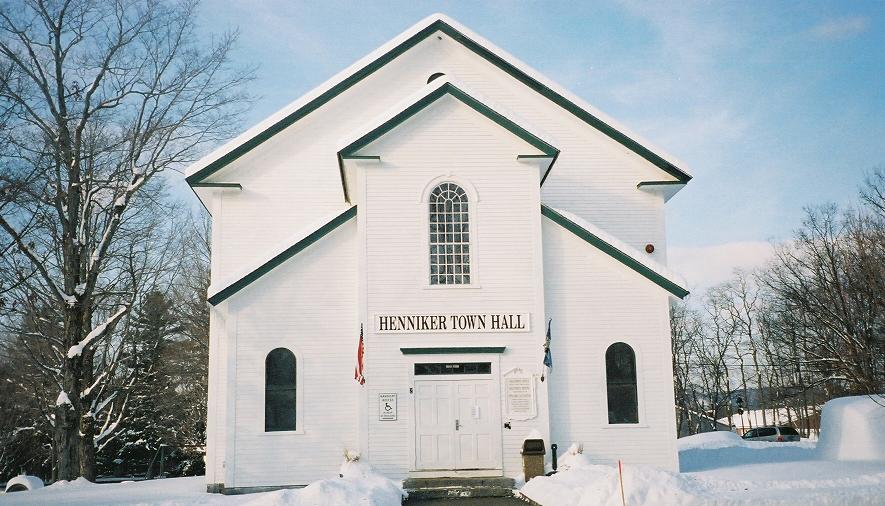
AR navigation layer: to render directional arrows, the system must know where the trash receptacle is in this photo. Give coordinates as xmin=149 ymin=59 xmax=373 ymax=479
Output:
xmin=521 ymin=439 xmax=546 ymax=481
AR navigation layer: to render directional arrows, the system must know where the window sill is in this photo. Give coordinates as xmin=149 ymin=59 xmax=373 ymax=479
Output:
xmin=423 ymin=283 xmax=482 ymax=290
xmin=259 ymin=429 xmax=305 ymax=436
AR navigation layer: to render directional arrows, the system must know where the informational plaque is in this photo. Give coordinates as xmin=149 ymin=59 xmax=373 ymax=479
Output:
xmin=379 ymin=393 xmax=397 ymax=421
xmin=504 ymin=370 xmax=537 ymax=420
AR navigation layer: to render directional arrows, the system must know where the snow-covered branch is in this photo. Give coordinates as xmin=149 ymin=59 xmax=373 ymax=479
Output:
xmin=67 ymin=305 xmax=129 ymax=359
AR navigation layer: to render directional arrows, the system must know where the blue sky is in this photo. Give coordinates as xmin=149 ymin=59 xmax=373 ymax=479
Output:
xmin=194 ymin=1 xmax=884 ymax=290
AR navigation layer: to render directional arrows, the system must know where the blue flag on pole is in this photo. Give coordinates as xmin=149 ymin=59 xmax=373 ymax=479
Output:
xmin=542 ymin=319 xmax=552 ymax=381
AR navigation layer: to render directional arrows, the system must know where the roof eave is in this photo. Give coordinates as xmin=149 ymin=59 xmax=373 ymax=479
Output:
xmin=541 ymin=204 xmax=689 ymax=299
xmin=184 ymin=15 xmax=691 ymax=187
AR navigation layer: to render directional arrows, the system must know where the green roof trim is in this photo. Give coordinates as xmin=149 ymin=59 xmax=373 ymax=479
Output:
xmin=207 ymin=206 xmax=357 ymax=305
xmin=191 ymin=182 xmax=242 ymax=189
xmin=401 ymin=347 xmax=506 ymax=355
xmin=637 ymin=180 xmax=685 ymax=188
xmin=186 ymin=19 xmax=690 ymax=186
xmin=339 ymin=82 xmax=559 ymax=158
xmin=342 ymin=155 xmax=381 ymax=160
xmin=541 ymin=204 xmax=689 ymax=299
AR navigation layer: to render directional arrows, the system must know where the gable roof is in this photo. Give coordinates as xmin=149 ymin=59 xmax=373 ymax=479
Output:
xmin=207 ymin=206 xmax=356 ymax=305
xmin=186 ymin=13 xmax=691 ymax=186
xmin=337 ymin=78 xmax=559 ymax=200
xmin=541 ymin=204 xmax=689 ymax=298
xmin=340 ymin=79 xmax=558 ymax=158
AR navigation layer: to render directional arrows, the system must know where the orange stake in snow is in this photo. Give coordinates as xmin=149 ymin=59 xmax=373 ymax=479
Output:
xmin=618 ymin=459 xmax=626 ymax=506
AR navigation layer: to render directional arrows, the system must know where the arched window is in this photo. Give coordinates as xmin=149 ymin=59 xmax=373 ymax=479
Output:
xmin=605 ymin=342 xmax=638 ymax=424
xmin=429 ymin=182 xmax=470 ymax=285
xmin=265 ymin=348 xmax=297 ymax=431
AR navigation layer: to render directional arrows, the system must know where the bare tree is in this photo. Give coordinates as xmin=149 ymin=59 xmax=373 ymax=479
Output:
xmin=0 ymin=0 xmax=249 ymax=480
xmin=763 ymin=205 xmax=884 ymax=397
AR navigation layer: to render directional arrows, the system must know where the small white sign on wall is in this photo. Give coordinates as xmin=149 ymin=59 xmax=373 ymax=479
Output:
xmin=503 ymin=369 xmax=537 ymax=420
xmin=379 ymin=393 xmax=397 ymax=421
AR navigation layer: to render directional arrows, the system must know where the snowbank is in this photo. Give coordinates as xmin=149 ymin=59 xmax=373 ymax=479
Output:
xmin=676 ymin=430 xmax=744 ymax=451
xmin=4 ymin=475 xmax=44 ymax=493
xmin=521 ymin=460 xmax=709 ymax=506
xmin=522 ymin=427 xmax=885 ymax=506
xmin=242 ymin=460 xmax=405 ymax=506
xmin=0 ymin=460 xmax=404 ymax=505
xmin=817 ymin=394 xmax=885 ymax=461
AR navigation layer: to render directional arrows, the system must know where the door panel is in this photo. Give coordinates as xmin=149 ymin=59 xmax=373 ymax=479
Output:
xmin=415 ymin=379 xmax=501 ymax=470
xmin=416 ymin=382 xmax=454 ymax=469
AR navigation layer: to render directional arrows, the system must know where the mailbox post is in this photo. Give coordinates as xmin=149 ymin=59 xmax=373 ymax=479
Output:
xmin=521 ymin=439 xmax=546 ymax=481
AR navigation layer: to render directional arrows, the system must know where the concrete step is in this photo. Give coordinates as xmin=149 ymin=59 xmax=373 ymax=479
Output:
xmin=404 ymin=477 xmax=516 ymax=501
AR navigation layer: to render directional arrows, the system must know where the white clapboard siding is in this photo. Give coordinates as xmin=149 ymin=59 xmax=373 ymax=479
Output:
xmin=542 ymin=219 xmax=679 ymax=471
xmin=359 ymin=96 xmax=549 ymax=478
xmin=219 ymin=220 xmax=359 ymax=487
xmin=206 ymin=27 xmax=672 ymax=284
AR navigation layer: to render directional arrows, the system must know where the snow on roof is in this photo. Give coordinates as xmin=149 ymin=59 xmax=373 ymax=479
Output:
xmin=336 ymin=76 xmax=559 ymax=155
xmin=432 ymin=14 xmax=690 ymax=176
xmin=186 ymin=13 xmax=691 ymax=183
xmin=545 ymin=205 xmax=688 ymax=295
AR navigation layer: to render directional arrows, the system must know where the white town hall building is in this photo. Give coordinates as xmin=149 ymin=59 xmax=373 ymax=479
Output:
xmin=186 ymin=13 xmax=691 ymax=493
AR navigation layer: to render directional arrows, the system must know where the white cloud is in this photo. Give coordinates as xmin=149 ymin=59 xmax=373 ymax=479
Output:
xmin=669 ymin=241 xmax=775 ymax=293
xmin=810 ymin=16 xmax=870 ymax=40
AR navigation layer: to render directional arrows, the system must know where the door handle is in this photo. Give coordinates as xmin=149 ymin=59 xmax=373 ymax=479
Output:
xmin=455 ymin=419 xmax=460 ymax=431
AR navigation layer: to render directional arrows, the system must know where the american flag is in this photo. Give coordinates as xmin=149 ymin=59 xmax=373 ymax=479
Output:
xmin=542 ymin=319 xmax=552 ymax=381
xmin=354 ymin=324 xmax=366 ymax=385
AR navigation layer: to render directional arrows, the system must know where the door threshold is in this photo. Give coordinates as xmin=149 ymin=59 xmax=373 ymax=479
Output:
xmin=409 ymin=469 xmax=503 ymax=478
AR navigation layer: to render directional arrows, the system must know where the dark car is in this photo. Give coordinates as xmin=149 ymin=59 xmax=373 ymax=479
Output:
xmin=741 ymin=426 xmax=801 ymax=442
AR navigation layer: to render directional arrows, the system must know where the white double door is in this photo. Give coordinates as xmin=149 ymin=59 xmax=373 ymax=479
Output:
xmin=415 ymin=379 xmax=502 ymax=470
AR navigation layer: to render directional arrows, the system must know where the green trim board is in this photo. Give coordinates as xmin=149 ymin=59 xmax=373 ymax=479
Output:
xmin=186 ymin=19 xmax=690 ymax=186
xmin=191 ymin=182 xmax=243 ymax=189
xmin=539 ymin=151 xmax=559 ymax=187
xmin=636 ymin=181 xmax=685 ymax=188
xmin=540 ymin=204 xmax=689 ymax=299
xmin=401 ymin=347 xmax=506 ymax=355
xmin=339 ymin=82 xmax=559 ymax=158
xmin=342 ymin=155 xmax=381 ymax=160
xmin=207 ymin=206 xmax=357 ymax=305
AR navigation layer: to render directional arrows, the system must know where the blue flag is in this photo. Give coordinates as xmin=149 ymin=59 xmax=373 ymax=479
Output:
xmin=542 ymin=319 xmax=552 ymax=380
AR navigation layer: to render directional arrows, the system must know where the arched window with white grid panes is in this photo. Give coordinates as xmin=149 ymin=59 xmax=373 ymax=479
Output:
xmin=429 ymin=182 xmax=471 ymax=285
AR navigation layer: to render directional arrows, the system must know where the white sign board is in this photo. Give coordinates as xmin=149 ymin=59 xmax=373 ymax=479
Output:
xmin=375 ymin=313 xmax=530 ymax=334
xmin=504 ymin=371 xmax=537 ymax=420
xmin=379 ymin=393 xmax=397 ymax=421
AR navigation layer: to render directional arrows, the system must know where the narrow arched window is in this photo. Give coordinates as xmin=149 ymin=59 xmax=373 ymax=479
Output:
xmin=605 ymin=343 xmax=638 ymax=424
xmin=265 ymin=348 xmax=297 ymax=431
xmin=429 ymin=182 xmax=470 ymax=285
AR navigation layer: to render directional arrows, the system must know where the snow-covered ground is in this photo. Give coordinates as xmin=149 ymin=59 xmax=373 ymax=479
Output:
xmin=3 ymin=396 xmax=882 ymax=505
xmin=521 ymin=435 xmax=885 ymax=505
xmin=521 ymin=395 xmax=885 ymax=506
xmin=0 ymin=460 xmax=405 ymax=506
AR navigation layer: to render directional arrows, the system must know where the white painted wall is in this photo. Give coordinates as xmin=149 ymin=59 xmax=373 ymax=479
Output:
xmin=356 ymin=95 xmax=550 ymax=479
xmin=221 ymin=220 xmax=359 ymax=487
xmin=542 ymin=219 xmax=679 ymax=471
